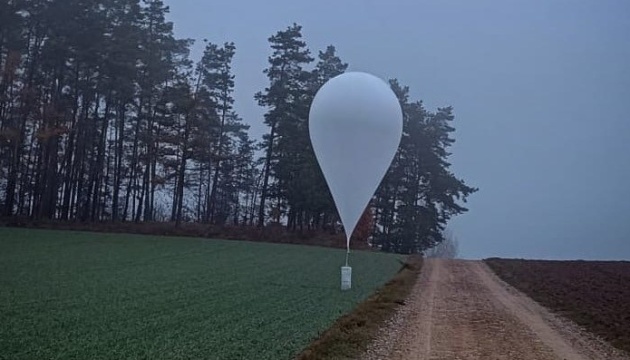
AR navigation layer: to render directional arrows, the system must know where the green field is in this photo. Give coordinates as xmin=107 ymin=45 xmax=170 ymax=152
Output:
xmin=0 ymin=228 xmax=404 ymax=360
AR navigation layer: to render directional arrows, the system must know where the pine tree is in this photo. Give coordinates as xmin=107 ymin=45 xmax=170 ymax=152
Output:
xmin=0 ymin=1 xmax=477 ymax=254
xmin=197 ymin=41 xmax=237 ymax=224
xmin=295 ymin=45 xmax=348 ymax=231
xmin=373 ymin=79 xmax=478 ymax=254
xmin=255 ymin=23 xmax=313 ymax=227
xmin=0 ymin=0 xmax=28 ymax=216
xmin=127 ymin=0 xmax=192 ymax=223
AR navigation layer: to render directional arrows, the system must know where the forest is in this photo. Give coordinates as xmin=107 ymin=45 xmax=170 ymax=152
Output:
xmin=0 ymin=0 xmax=477 ymax=254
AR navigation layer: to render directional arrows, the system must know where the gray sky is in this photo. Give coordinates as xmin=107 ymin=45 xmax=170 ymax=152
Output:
xmin=166 ymin=0 xmax=630 ymax=260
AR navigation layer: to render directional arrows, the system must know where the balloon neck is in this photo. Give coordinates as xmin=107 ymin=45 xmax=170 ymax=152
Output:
xmin=345 ymin=233 xmax=351 ymax=267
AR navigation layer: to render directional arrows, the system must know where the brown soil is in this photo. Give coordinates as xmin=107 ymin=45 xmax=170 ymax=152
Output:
xmin=363 ymin=259 xmax=630 ymax=360
xmin=485 ymin=258 xmax=630 ymax=353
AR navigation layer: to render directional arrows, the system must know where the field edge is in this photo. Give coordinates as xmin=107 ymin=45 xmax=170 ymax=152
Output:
xmin=484 ymin=257 xmax=630 ymax=356
xmin=294 ymin=255 xmax=423 ymax=360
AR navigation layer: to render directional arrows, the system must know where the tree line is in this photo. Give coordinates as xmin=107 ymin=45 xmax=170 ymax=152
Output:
xmin=0 ymin=0 xmax=477 ymax=254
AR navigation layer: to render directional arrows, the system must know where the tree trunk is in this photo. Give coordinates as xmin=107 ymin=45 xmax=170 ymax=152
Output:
xmin=112 ymin=103 xmax=125 ymax=221
xmin=257 ymin=122 xmax=277 ymax=227
xmin=174 ymin=124 xmax=190 ymax=227
xmin=90 ymin=94 xmax=111 ymax=221
xmin=122 ymin=101 xmax=143 ymax=221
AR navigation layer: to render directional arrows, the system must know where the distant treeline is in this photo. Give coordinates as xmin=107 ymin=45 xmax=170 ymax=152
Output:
xmin=0 ymin=0 xmax=477 ymax=254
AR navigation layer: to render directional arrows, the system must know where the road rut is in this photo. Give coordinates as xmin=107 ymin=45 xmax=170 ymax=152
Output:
xmin=364 ymin=259 xmax=629 ymax=360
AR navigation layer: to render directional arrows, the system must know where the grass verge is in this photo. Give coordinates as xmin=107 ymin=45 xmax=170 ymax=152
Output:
xmin=295 ymin=255 xmax=423 ymax=360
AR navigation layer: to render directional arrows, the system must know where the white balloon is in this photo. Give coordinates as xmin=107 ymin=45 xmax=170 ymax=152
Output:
xmin=309 ymin=72 xmax=403 ymax=251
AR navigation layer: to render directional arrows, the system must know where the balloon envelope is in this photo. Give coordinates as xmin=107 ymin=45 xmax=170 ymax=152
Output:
xmin=309 ymin=72 xmax=403 ymax=249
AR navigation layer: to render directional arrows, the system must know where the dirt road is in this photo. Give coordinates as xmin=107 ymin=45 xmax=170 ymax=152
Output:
xmin=364 ymin=259 xmax=629 ymax=360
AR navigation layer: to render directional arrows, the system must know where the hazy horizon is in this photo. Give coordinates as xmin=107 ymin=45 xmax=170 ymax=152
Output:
xmin=166 ymin=0 xmax=630 ymax=260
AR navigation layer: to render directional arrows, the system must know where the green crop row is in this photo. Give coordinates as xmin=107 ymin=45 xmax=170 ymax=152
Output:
xmin=0 ymin=228 xmax=404 ymax=360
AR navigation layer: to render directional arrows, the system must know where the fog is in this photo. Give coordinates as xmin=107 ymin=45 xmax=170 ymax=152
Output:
xmin=167 ymin=0 xmax=630 ymax=260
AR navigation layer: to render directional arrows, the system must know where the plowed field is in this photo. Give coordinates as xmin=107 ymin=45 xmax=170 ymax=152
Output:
xmin=485 ymin=258 xmax=630 ymax=353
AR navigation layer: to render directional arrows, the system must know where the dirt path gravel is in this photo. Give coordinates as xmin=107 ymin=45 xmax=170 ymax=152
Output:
xmin=363 ymin=259 xmax=630 ymax=360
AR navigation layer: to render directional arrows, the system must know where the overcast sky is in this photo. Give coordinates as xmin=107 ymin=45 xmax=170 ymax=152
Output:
xmin=166 ymin=0 xmax=630 ymax=260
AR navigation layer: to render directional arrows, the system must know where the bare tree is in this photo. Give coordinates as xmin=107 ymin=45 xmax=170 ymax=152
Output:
xmin=426 ymin=229 xmax=459 ymax=259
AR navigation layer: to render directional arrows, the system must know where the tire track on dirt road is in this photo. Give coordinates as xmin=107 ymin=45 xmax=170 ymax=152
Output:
xmin=363 ymin=259 xmax=629 ymax=360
